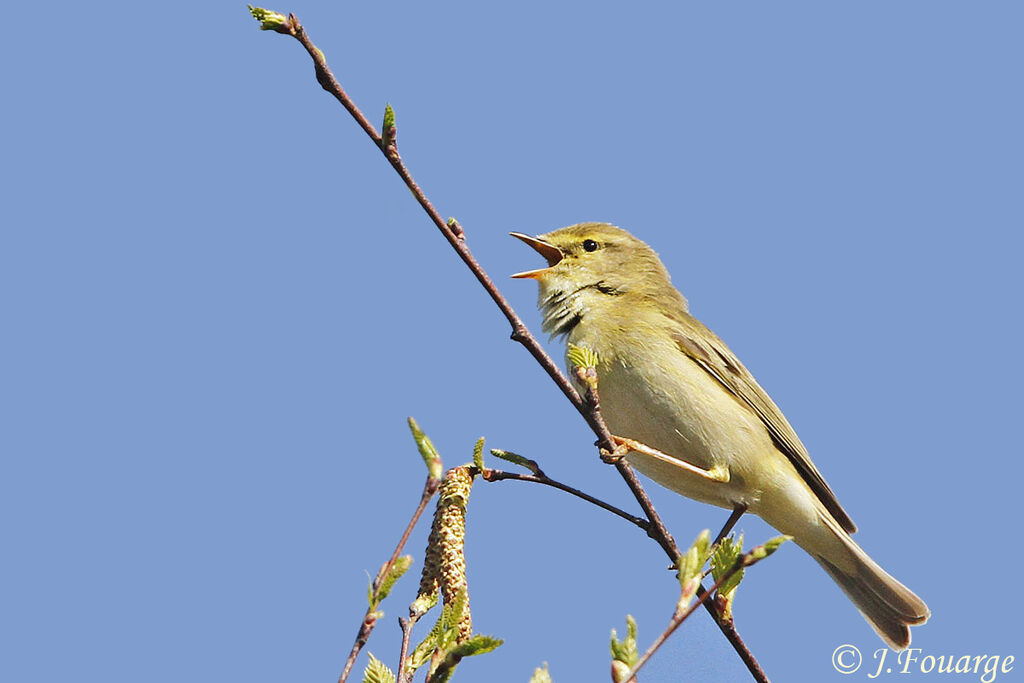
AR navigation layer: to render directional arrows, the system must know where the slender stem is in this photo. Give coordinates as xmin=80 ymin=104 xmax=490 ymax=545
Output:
xmin=337 ymin=614 xmax=377 ymax=683
xmin=290 ymin=17 xmax=629 ymax=468
xmin=579 ymin=378 xmax=680 ymax=559
xmin=295 ymin=8 xmax=684 ymax=571
xmin=481 ymin=462 xmax=764 ymax=678
xmin=481 ymin=468 xmax=650 ymax=530
xmin=714 ymin=504 xmax=748 ymax=548
xmin=261 ymin=17 xmax=767 ymax=683
xmin=585 ymin=378 xmax=766 ymax=680
xmin=709 ymin=619 xmax=766 ymax=683
xmin=625 ymin=558 xmax=745 ymax=682
xmin=396 ymin=616 xmax=416 ymax=683
xmin=628 ymin=536 xmax=784 ymax=683
xmin=338 ymin=477 xmax=440 ymax=683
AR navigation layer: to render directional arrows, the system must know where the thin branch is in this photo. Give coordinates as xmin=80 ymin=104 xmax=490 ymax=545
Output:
xmin=481 ymin=459 xmax=761 ymax=673
xmin=709 ymin=616 xmax=765 ymax=682
xmin=576 ymin=367 xmax=680 ymax=559
xmin=482 ymin=462 xmax=760 ymax=674
xmin=338 ymin=476 xmax=440 ymax=683
xmin=625 ymin=560 xmax=743 ymax=683
xmin=582 ymin=372 xmax=767 ymax=680
xmin=624 ymin=538 xmax=785 ymax=683
xmin=286 ymin=15 xmax=677 ymax=556
xmin=714 ymin=504 xmax=748 ymax=548
xmin=396 ymin=616 xmax=416 ymax=683
xmin=254 ymin=14 xmax=767 ymax=682
xmin=481 ymin=467 xmax=650 ymax=530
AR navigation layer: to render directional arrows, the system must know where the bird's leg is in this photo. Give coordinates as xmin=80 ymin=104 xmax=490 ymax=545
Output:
xmin=601 ymin=435 xmax=731 ymax=483
xmin=713 ymin=504 xmax=748 ymax=547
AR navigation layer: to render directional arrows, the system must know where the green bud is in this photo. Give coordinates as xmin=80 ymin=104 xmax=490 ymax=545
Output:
xmin=529 ymin=663 xmax=553 ymax=683
xmin=472 ymin=437 xmax=485 ymax=470
xmin=677 ymin=529 xmax=711 ymax=589
xmin=488 ymin=449 xmax=542 ymax=475
xmin=408 ymin=417 xmax=443 ymax=480
xmin=744 ymin=535 xmax=792 ymax=566
xmin=567 ymin=343 xmax=600 ymax=370
xmin=609 ymin=614 xmax=638 ymax=667
xmin=247 ymin=5 xmax=292 ymax=33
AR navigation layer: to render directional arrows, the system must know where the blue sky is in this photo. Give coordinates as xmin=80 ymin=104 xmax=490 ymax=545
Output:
xmin=3 ymin=2 xmax=1022 ymax=682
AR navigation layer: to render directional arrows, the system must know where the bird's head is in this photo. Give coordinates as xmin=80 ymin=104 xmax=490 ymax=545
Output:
xmin=511 ymin=222 xmax=685 ymax=336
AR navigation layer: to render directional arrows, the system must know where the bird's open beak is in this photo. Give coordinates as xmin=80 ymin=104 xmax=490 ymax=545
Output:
xmin=510 ymin=232 xmax=563 ymax=279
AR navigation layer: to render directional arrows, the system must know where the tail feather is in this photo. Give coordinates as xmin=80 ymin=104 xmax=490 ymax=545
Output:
xmin=811 ymin=514 xmax=929 ymax=650
xmin=815 ymin=554 xmax=928 ymax=650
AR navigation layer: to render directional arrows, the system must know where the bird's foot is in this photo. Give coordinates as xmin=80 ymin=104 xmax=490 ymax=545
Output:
xmin=606 ymin=434 xmax=730 ymax=483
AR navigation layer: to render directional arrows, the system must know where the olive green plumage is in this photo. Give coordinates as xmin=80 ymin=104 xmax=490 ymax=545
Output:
xmin=513 ymin=222 xmax=929 ymax=649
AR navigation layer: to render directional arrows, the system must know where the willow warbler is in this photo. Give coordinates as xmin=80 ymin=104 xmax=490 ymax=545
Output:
xmin=512 ymin=222 xmax=928 ymax=649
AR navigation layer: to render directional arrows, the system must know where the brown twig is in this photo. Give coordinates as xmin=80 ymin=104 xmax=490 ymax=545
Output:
xmin=714 ymin=504 xmax=748 ymax=548
xmin=338 ymin=476 xmax=440 ymax=683
xmin=582 ymin=371 xmax=766 ymax=680
xmin=396 ymin=616 xmax=416 ymax=683
xmin=625 ymin=559 xmax=744 ymax=683
xmin=481 ymin=467 xmax=650 ymax=530
xmin=254 ymin=13 xmax=767 ymax=682
xmin=623 ymin=538 xmax=786 ymax=683
xmin=482 ymin=459 xmax=762 ymax=673
xmin=285 ymin=15 xmax=679 ymax=557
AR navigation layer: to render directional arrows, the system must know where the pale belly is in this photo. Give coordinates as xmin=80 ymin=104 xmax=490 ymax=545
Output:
xmin=580 ymin=343 xmax=807 ymax=521
xmin=563 ymin=320 xmax=840 ymax=556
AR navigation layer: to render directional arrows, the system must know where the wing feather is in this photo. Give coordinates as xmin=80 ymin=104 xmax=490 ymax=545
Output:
xmin=669 ymin=313 xmax=857 ymax=533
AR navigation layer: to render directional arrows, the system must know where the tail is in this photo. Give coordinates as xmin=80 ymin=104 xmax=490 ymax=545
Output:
xmin=810 ymin=513 xmax=929 ymax=650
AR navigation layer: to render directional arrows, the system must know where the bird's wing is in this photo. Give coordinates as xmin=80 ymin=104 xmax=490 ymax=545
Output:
xmin=669 ymin=312 xmax=857 ymax=533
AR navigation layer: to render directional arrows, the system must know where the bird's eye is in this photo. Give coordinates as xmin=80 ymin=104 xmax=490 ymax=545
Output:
xmin=582 ymin=239 xmax=599 ymax=252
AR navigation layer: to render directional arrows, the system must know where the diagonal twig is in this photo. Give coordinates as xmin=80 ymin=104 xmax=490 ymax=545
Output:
xmin=337 ymin=476 xmax=440 ymax=683
xmin=251 ymin=12 xmax=766 ymax=682
xmin=623 ymin=536 xmax=788 ymax=683
xmin=480 ymin=467 xmax=650 ymax=530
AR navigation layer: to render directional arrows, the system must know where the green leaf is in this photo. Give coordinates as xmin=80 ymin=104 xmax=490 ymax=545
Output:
xmin=447 ymin=634 xmax=503 ymax=658
xmin=745 ymin=535 xmax=792 ymax=566
xmin=438 ymin=588 xmax=468 ymax=646
xmin=408 ymin=417 xmax=443 ymax=480
xmin=675 ymin=530 xmax=711 ymax=603
xmin=489 ymin=449 xmax=541 ymax=475
xmin=362 ymin=653 xmax=396 ymax=683
xmin=567 ymin=343 xmax=600 ymax=370
xmin=428 ymin=667 xmax=456 ymax=683
xmin=372 ymin=555 xmax=413 ymax=604
xmin=409 ymin=588 xmax=469 ymax=673
xmin=711 ymin=533 xmax=744 ymax=598
xmin=472 ymin=437 xmax=485 ymax=470
xmin=425 ymin=634 xmax=503 ymax=683
xmin=409 ymin=590 xmax=439 ymax=619
xmin=609 ymin=614 xmax=638 ymax=667
xmin=677 ymin=529 xmax=711 ymax=587
xmin=408 ymin=619 xmax=445 ymax=673
xmin=529 ymin=663 xmax=553 ymax=683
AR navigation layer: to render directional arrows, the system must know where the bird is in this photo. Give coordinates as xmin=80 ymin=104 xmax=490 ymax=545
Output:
xmin=511 ymin=222 xmax=929 ymax=649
